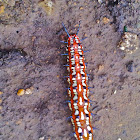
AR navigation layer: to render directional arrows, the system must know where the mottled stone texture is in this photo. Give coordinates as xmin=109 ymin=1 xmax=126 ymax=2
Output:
xmin=0 ymin=0 xmax=140 ymax=140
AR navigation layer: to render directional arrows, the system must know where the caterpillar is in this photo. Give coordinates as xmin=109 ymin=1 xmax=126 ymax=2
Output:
xmin=61 ymin=22 xmax=94 ymax=140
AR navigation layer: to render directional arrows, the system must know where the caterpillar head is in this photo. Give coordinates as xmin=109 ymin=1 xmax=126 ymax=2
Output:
xmin=68 ymin=34 xmax=80 ymax=46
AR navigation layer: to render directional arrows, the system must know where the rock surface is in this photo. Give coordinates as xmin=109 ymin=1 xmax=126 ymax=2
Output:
xmin=0 ymin=0 xmax=140 ymax=140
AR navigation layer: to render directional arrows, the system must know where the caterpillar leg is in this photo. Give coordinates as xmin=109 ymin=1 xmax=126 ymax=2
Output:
xmin=76 ymin=20 xmax=81 ymax=35
xmin=62 ymin=22 xmax=70 ymax=37
xmin=60 ymin=41 xmax=68 ymax=43
xmin=81 ymin=37 xmax=87 ymax=41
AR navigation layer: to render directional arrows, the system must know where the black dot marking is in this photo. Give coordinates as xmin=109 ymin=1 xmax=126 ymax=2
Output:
xmin=73 ymin=74 xmax=76 ymax=78
xmin=72 ymin=37 xmax=75 ymax=40
xmin=82 ymin=74 xmax=85 ymax=77
xmin=83 ymin=86 xmax=86 ymax=89
xmin=79 ymin=132 xmax=83 ymax=136
xmin=86 ymin=114 xmax=89 ymax=117
xmin=84 ymin=99 xmax=88 ymax=103
xmin=73 ymin=86 xmax=77 ymax=89
xmin=76 ymin=115 xmax=79 ymax=119
xmin=88 ymin=131 xmax=92 ymax=134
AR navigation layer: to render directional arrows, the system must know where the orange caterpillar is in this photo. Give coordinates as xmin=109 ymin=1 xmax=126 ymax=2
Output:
xmin=61 ymin=22 xmax=94 ymax=140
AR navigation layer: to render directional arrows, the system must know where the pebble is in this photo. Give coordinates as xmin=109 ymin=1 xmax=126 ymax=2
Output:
xmin=102 ymin=17 xmax=110 ymax=24
xmin=25 ymin=87 xmax=33 ymax=95
xmin=114 ymin=90 xmax=117 ymax=94
xmin=118 ymin=32 xmax=138 ymax=54
xmin=39 ymin=137 xmax=45 ymax=140
xmin=16 ymin=119 xmax=22 ymax=125
xmin=98 ymin=0 xmax=103 ymax=4
xmin=98 ymin=64 xmax=104 ymax=71
xmin=107 ymin=78 xmax=112 ymax=83
xmin=79 ymin=6 xmax=83 ymax=10
xmin=17 ymin=89 xmax=25 ymax=96
xmin=17 ymin=87 xmax=33 ymax=96
xmin=0 ymin=5 xmax=5 ymax=14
